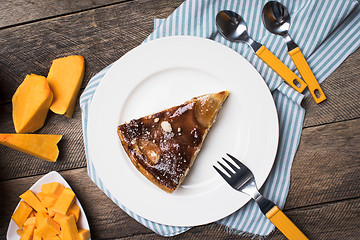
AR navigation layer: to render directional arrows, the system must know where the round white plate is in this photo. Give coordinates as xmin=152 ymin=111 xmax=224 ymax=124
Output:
xmin=7 ymin=171 xmax=90 ymax=240
xmin=87 ymin=36 xmax=279 ymax=227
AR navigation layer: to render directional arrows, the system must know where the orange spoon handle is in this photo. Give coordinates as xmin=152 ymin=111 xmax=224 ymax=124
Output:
xmin=289 ymin=47 xmax=326 ymax=103
xmin=256 ymin=45 xmax=307 ymax=93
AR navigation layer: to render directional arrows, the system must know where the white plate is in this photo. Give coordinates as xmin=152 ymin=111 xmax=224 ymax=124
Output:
xmin=87 ymin=36 xmax=279 ymax=227
xmin=7 ymin=171 xmax=90 ymax=240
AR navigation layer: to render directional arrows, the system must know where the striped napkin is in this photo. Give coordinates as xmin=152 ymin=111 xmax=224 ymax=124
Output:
xmin=80 ymin=0 xmax=360 ymax=237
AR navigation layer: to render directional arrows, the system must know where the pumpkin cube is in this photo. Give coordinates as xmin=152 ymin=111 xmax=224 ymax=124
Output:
xmin=20 ymin=224 xmax=35 ymax=240
xmin=23 ymin=216 xmax=36 ymax=227
xmin=78 ymin=229 xmax=91 ymax=240
xmin=12 ymin=74 xmax=53 ymax=133
xmin=47 ymin=55 xmax=85 ymax=118
xmin=33 ymin=229 xmax=42 ymax=240
xmin=37 ymin=216 xmax=61 ymax=238
xmin=37 ymin=192 xmax=57 ymax=208
xmin=41 ymin=182 xmax=65 ymax=196
xmin=58 ymin=215 xmax=79 ymax=240
xmin=43 ymin=236 xmax=61 ymax=240
xmin=68 ymin=203 xmax=80 ymax=222
xmin=20 ymin=190 xmax=47 ymax=213
xmin=36 ymin=211 xmax=47 ymax=224
xmin=53 ymin=213 xmax=66 ymax=224
xmin=50 ymin=188 xmax=75 ymax=215
xmin=0 ymin=134 xmax=62 ymax=162
xmin=11 ymin=201 xmax=33 ymax=228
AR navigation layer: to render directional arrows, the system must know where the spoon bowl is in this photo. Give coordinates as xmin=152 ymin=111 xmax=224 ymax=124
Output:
xmin=216 ymin=10 xmax=251 ymax=43
xmin=262 ymin=1 xmax=291 ymax=37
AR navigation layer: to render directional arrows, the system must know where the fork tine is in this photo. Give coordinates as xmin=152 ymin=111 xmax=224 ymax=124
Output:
xmin=222 ymin=157 xmax=238 ymax=172
xmin=217 ymin=160 xmax=234 ymax=176
xmin=226 ymin=153 xmax=250 ymax=171
xmin=213 ymin=165 xmax=230 ymax=182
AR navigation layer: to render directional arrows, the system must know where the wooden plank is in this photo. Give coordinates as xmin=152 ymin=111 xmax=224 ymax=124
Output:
xmin=0 ymin=0 xmax=184 ymax=104
xmin=0 ymin=168 xmax=358 ymax=239
xmin=0 ymin=0 xmax=127 ymax=28
xmin=302 ymin=48 xmax=360 ymax=127
xmin=285 ymin=118 xmax=360 ymax=209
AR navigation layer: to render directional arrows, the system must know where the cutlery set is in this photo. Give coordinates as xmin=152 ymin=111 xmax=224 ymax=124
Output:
xmin=215 ymin=2 xmax=314 ymax=239
xmin=216 ymin=1 xmax=326 ymax=104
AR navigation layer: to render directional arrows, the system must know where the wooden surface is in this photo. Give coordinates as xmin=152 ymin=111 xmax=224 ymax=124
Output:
xmin=1 ymin=0 xmax=359 ymax=239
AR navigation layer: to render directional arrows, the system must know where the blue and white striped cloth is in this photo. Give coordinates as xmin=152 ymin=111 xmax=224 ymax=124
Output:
xmin=80 ymin=0 xmax=360 ymax=237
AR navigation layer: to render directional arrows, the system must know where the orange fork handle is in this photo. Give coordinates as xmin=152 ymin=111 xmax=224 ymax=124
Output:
xmin=266 ymin=206 xmax=308 ymax=240
xmin=256 ymin=45 xmax=307 ymax=93
xmin=288 ymin=47 xmax=326 ymax=103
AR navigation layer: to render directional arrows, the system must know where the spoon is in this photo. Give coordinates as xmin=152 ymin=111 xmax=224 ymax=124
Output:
xmin=262 ymin=1 xmax=326 ymax=103
xmin=216 ymin=10 xmax=307 ymax=93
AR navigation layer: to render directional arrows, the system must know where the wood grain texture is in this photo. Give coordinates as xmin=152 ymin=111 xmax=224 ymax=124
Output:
xmin=302 ymin=48 xmax=360 ymax=127
xmin=1 ymin=168 xmax=359 ymax=239
xmin=0 ymin=0 xmax=127 ymax=28
xmin=285 ymin=118 xmax=360 ymax=209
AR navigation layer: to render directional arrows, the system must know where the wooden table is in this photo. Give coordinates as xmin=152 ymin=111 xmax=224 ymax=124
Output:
xmin=1 ymin=1 xmax=359 ymax=239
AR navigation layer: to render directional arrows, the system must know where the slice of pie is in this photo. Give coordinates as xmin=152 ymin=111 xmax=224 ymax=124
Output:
xmin=117 ymin=91 xmax=229 ymax=193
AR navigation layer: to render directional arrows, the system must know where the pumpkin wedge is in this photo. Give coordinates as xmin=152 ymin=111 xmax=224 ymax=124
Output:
xmin=0 ymin=134 xmax=62 ymax=162
xmin=12 ymin=74 xmax=53 ymax=133
xmin=47 ymin=55 xmax=85 ymax=118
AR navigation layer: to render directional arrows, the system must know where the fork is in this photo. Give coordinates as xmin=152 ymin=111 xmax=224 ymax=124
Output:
xmin=214 ymin=154 xmax=308 ymax=240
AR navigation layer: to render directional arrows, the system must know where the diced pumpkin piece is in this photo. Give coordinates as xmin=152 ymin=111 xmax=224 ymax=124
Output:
xmin=41 ymin=182 xmax=65 ymax=196
xmin=34 ymin=236 xmax=42 ymax=240
xmin=16 ymin=228 xmax=24 ymax=237
xmin=20 ymin=190 xmax=47 ymax=213
xmin=67 ymin=203 xmax=80 ymax=222
xmin=12 ymin=74 xmax=53 ymax=133
xmin=53 ymin=213 xmax=66 ymax=224
xmin=58 ymin=215 xmax=79 ymax=240
xmin=36 ymin=191 xmax=46 ymax=201
xmin=43 ymin=236 xmax=61 ymax=240
xmin=36 ymin=211 xmax=47 ymax=225
xmin=23 ymin=216 xmax=36 ymax=227
xmin=47 ymin=55 xmax=85 ymax=118
xmin=0 ymin=134 xmax=62 ymax=162
xmin=50 ymin=188 xmax=75 ymax=215
xmin=33 ymin=229 xmax=42 ymax=240
xmin=37 ymin=216 xmax=61 ymax=238
xmin=20 ymin=223 xmax=35 ymax=240
xmin=11 ymin=201 xmax=33 ymax=228
xmin=37 ymin=192 xmax=58 ymax=208
xmin=78 ymin=229 xmax=91 ymax=240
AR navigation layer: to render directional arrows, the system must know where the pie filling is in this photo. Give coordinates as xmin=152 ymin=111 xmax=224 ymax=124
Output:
xmin=117 ymin=91 xmax=228 ymax=192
